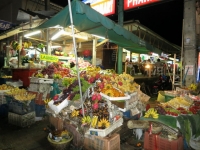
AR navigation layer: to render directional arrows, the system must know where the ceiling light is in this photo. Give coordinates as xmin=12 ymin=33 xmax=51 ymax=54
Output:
xmin=51 ymin=45 xmax=61 ymax=48
xmin=92 ymin=34 xmax=105 ymax=39
xmin=24 ymin=30 xmax=41 ymax=37
xmin=51 ymin=30 xmax=66 ymax=40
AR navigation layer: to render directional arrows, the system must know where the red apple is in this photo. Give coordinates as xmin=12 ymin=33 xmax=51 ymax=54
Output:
xmin=53 ymin=95 xmax=59 ymax=101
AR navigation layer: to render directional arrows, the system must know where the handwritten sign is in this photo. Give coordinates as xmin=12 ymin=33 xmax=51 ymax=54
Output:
xmin=40 ymin=54 xmax=58 ymax=62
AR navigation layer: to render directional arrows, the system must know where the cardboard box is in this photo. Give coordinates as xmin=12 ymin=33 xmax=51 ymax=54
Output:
xmin=49 ymin=116 xmax=63 ymax=130
xmin=84 ymin=133 xmax=120 ymax=150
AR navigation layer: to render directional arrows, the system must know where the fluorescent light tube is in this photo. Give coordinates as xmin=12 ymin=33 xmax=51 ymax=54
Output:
xmin=51 ymin=30 xmax=65 ymax=40
xmin=24 ymin=30 xmax=41 ymax=37
xmin=51 ymin=45 xmax=61 ymax=48
xmin=92 ymin=34 xmax=105 ymax=39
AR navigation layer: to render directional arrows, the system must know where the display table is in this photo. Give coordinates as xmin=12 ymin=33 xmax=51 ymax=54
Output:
xmin=12 ymin=68 xmax=40 ymax=87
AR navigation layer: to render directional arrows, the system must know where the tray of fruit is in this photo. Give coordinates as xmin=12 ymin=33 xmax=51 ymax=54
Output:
xmin=48 ymin=96 xmax=69 ymax=114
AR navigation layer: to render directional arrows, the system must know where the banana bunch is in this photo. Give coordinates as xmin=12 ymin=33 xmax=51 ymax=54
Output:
xmin=144 ymin=108 xmax=159 ymax=119
xmin=14 ymin=93 xmax=36 ymax=101
xmin=188 ymin=83 xmax=197 ymax=91
xmin=90 ymin=116 xmax=98 ymax=128
xmin=81 ymin=116 xmax=92 ymax=125
xmin=44 ymin=98 xmax=51 ymax=108
xmin=23 ymin=42 xmax=29 ymax=49
xmin=71 ymin=110 xmax=79 ymax=117
xmin=28 ymin=41 xmax=32 ymax=47
xmin=98 ymin=118 xmax=110 ymax=128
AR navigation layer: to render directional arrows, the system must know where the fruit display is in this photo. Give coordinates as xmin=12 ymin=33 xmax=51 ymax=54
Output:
xmin=14 ymin=92 xmax=36 ymax=101
xmin=144 ymin=108 xmax=159 ymax=119
xmin=100 ymin=84 xmax=125 ymax=97
xmin=5 ymin=87 xmax=27 ymax=96
xmin=90 ymin=116 xmax=98 ymax=128
xmin=164 ymin=97 xmax=192 ymax=110
xmin=59 ymin=77 xmax=90 ymax=101
xmin=40 ymin=62 xmax=71 ymax=78
xmin=1 ymin=75 xmax=12 ymax=78
xmin=0 ymin=84 xmax=14 ymax=90
xmin=81 ymin=116 xmax=92 ymax=125
xmin=95 ymin=73 xmax=139 ymax=94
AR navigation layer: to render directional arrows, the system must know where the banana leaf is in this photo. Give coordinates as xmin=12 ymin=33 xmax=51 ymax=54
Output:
xmin=190 ymin=114 xmax=200 ymax=138
xmin=140 ymin=115 xmax=177 ymax=129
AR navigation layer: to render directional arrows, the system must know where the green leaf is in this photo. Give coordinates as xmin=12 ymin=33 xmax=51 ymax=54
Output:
xmin=140 ymin=115 xmax=177 ymax=129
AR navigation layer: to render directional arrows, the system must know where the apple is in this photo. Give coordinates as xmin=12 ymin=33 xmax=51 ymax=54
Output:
xmin=53 ymin=94 xmax=59 ymax=101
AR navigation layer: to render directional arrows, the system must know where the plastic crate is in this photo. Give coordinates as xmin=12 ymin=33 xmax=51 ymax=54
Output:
xmin=88 ymin=118 xmax=123 ymax=137
xmin=35 ymin=104 xmax=46 ymax=117
xmin=8 ymin=111 xmax=35 ymax=127
xmin=157 ymin=136 xmax=183 ymax=150
xmin=144 ymin=131 xmax=183 ymax=150
xmin=9 ymin=99 xmax=35 ymax=115
xmin=144 ymin=131 xmax=157 ymax=150
xmin=0 ymin=92 xmax=7 ymax=105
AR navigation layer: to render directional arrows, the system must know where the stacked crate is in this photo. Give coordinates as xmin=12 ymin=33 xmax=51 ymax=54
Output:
xmin=0 ymin=90 xmax=9 ymax=118
xmin=28 ymin=77 xmax=53 ymax=119
xmin=7 ymin=98 xmax=36 ymax=127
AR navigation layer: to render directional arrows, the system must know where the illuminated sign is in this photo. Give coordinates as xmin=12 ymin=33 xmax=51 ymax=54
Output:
xmin=83 ymin=0 xmax=116 ymax=16
xmin=0 ymin=20 xmax=12 ymax=30
xmin=124 ymin=0 xmax=161 ymax=10
xmin=40 ymin=54 xmax=58 ymax=62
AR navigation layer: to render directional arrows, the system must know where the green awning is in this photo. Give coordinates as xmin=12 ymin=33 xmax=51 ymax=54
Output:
xmin=35 ymin=0 xmax=161 ymax=54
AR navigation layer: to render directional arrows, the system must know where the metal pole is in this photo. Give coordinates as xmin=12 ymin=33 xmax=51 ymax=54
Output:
xmin=180 ymin=19 xmax=184 ymax=87
xmin=117 ymin=0 xmax=124 ymax=74
xmin=68 ymin=0 xmax=84 ymax=116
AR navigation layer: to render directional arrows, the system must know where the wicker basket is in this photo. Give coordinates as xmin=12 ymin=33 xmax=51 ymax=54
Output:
xmin=47 ymin=133 xmax=73 ymax=150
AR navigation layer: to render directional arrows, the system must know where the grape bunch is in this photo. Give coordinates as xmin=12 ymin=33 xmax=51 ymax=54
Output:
xmin=154 ymin=105 xmax=166 ymax=115
xmin=59 ymin=78 xmax=90 ymax=101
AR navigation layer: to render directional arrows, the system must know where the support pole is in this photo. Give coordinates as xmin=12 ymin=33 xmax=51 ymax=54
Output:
xmin=68 ymin=0 xmax=84 ymax=116
xmin=183 ymin=0 xmax=196 ymax=86
xmin=117 ymin=0 xmax=124 ymax=74
xmin=92 ymin=37 xmax=97 ymax=66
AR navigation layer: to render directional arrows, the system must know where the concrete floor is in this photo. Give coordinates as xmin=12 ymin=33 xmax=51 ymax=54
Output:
xmin=0 ymin=115 xmax=143 ymax=150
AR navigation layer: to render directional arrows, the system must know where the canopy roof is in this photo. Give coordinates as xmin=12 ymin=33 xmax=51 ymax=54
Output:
xmin=35 ymin=0 xmax=161 ymax=54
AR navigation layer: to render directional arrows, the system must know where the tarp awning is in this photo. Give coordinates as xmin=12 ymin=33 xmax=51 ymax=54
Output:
xmin=35 ymin=0 xmax=161 ymax=54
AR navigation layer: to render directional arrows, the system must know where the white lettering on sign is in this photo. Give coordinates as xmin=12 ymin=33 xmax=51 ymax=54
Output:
xmin=0 ymin=23 xmax=11 ymax=30
xmin=124 ymin=0 xmax=160 ymax=10
xmin=91 ymin=0 xmax=115 ymax=16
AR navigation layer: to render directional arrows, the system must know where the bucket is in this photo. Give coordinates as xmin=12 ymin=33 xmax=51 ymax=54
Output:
xmin=48 ymin=133 xmax=73 ymax=150
xmin=157 ymin=91 xmax=165 ymax=102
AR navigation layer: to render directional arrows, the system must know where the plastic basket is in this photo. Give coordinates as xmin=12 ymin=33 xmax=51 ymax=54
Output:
xmin=9 ymin=99 xmax=35 ymax=115
xmin=47 ymin=133 xmax=73 ymax=150
xmin=8 ymin=111 xmax=35 ymax=127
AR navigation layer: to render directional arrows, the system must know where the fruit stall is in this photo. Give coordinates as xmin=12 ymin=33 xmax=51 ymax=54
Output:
xmin=133 ymin=85 xmax=200 ymax=150
xmin=1 ymin=59 xmax=200 ymax=149
xmin=0 ymin=59 xmax=149 ymax=149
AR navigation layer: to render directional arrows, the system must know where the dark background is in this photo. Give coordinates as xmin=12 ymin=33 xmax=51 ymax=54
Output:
xmin=50 ymin=0 xmax=184 ymax=47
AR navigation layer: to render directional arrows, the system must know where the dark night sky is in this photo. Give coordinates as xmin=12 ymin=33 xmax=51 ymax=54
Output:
xmin=50 ymin=0 xmax=184 ymax=46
